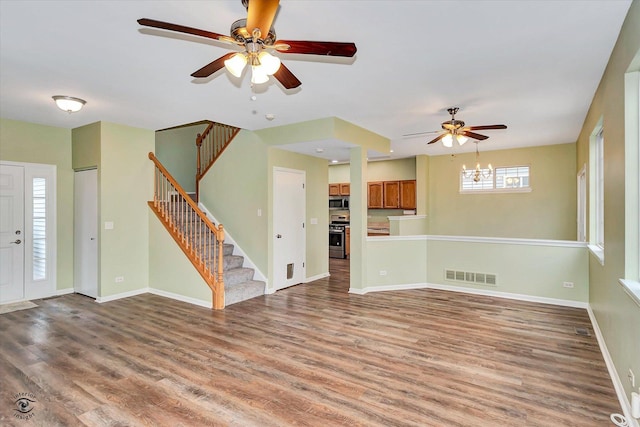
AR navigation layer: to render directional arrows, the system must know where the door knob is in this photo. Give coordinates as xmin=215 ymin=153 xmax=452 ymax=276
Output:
xmin=276 ymin=234 xmax=282 ymax=239
xmin=10 ymin=239 xmax=21 ymax=244
xmin=15 ymin=230 xmax=21 ymax=235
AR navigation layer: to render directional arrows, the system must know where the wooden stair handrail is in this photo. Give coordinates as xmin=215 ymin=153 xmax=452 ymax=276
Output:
xmin=148 ymin=152 xmax=225 ymax=309
xmin=195 ymin=122 xmax=240 ymax=200
xmin=149 ymin=152 xmax=221 ymax=237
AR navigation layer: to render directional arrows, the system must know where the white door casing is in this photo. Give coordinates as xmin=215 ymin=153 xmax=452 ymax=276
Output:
xmin=74 ymin=169 xmax=99 ymax=298
xmin=0 ymin=164 xmax=25 ymax=303
xmin=577 ymin=164 xmax=587 ymax=242
xmin=273 ymin=167 xmax=305 ymax=291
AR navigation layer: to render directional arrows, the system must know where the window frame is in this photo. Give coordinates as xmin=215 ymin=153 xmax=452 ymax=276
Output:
xmin=460 ymin=164 xmax=532 ymax=194
xmin=588 ymin=118 xmax=605 ymax=265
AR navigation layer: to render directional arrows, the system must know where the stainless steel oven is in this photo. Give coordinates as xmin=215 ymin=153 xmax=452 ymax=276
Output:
xmin=329 ymin=224 xmax=346 ymax=259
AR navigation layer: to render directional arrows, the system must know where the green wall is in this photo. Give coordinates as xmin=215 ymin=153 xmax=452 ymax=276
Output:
xmin=428 ymin=143 xmax=577 ymax=240
xmin=98 ymin=122 xmax=154 ymax=297
xmin=155 ymin=123 xmax=207 ymax=193
xmin=575 ymin=0 xmax=640 ymax=403
xmin=268 ymin=148 xmax=329 ymax=286
xmin=364 ymin=237 xmax=588 ymax=305
xmin=72 ymin=122 xmax=100 ymax=170
xmin=0 ymin=118 xmax=74 ymax=291
xmin=329 ymin=157 xmax=417 ymax=183
xmin=199 ymin=130 xmax=269 ymax=277
xmin=148 ymin=210 xmax=211 ymax=304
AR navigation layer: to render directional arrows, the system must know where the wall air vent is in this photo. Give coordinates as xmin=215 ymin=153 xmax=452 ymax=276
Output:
xmin=444 ymin=269 xmax=497 ymax=287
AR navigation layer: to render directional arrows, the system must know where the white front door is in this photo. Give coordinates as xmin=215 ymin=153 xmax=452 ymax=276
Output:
xmin=273 ymin=168 xmax=305 ymax=290
xmin=0 ymin=164 xmax=25 ymax=303
xmin=74 ymin=169 xmax=98 ymax=298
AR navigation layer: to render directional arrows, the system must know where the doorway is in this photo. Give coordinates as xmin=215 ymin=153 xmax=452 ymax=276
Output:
xmin=74 ymin=169 xmax=98 ymax=298
xmin=272 ymin=167 xmax=305 ymax=290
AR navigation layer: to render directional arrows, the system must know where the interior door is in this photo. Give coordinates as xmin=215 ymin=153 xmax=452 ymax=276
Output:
xmin=74 ymin=169 xmax=98 ymax=298
xmin=0 ymin=164 xmax=25 ymax=303
xmin=273 ymin=168 xmax=305 ymax=290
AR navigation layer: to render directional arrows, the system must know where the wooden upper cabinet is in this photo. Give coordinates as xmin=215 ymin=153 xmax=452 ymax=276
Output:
xmin=329 ymin=183 xmax=350 ymax=196
xmin=368 ymin=182 xmax=384 ymax=208
xmin=383 ymin=181 xmax=400 ymax=208
xmin=400 ymin=180 xmax=416 ymax=209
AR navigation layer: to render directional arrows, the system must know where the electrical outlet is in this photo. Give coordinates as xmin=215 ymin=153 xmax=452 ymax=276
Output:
xmin=629 ymin=369 xmax=636 ymax=388
xmin=563 ymin=281 xmax=574 ymax=288
xmin=379 ymin=270 xmax=387 ymax=276
xmin=115 ymin=276 xmax=124 ymax=283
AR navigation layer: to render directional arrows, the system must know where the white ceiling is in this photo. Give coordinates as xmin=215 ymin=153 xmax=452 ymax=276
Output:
xmin=0 ymin=1 xmax=632 ymax=163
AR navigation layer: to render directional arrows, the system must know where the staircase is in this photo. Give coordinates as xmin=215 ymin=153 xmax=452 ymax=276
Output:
xmin=149 ymin=154 xmax=265 ymax=309
xmin=220 ymin=243 xmax=265 ymax=306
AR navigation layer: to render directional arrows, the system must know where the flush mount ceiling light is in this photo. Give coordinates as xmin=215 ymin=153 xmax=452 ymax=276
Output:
xmin=52 ymin=95 xmax=86 ymax=113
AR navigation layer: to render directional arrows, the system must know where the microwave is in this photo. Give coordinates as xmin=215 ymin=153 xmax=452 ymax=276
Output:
xmin=329 ymin=197 xmax=349 ymax=210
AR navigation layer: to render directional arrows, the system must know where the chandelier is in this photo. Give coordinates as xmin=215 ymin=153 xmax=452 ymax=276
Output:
xmin=462 ymin=142 xmax=492 ymax=182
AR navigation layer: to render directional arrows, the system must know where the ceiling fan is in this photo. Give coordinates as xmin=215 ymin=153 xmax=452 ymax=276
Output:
xmin=405 ymin=107 xmax=507 ymax=147
xmin=137 ymin=0 xmax=357 ymax=89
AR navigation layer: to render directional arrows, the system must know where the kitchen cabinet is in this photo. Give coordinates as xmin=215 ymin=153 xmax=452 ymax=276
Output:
xmin=345 ymin=227 xmax=350 ymax=257
xmin=400 ymin=180 xmax=416 ymax=209
xmin=368 ymin=182 xmax=384 ymax=208
xmin=367 ymin=179 xmax=416 ymax=209
xmin=383 ymin=181 xmax=400 ymax=208
xmin=329 ymin=183 xmax=350 ymax=196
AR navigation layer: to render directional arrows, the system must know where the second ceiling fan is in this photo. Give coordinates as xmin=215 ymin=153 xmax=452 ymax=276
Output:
xmin=406 ymin=107 xmax=507 ymax=147
xmin=138 ymin=0 xmax=357 ymax=89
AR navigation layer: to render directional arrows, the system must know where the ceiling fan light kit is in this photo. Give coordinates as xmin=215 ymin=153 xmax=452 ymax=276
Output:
xmin=423 ymin=107 xmax=507 ymax=147
xmin=137 ymin=0 xmax=357 ymax=89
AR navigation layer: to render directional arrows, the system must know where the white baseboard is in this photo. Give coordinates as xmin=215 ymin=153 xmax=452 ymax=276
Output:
xmin=304 ymin=272 xmax=330 ymax=283
xmin=148 ymin=288 xmax=212 ymax=309
xmin=55 ymin=288 xmax=74 ymax=296
xmin=350 ymin=281 xmax=588 ymax=308
xmin=96 ymin=288 xmax=149 ymax=304
xmin=588 ymin=305 xmax=638 ymax=427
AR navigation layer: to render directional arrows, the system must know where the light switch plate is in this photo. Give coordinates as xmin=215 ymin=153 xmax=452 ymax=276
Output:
xmin=104 ymin=221 xmax=114 ymax=230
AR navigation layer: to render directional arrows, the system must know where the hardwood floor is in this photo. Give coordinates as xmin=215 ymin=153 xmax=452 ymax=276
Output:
xmin=0 ymin=258 xmax=620 ymax=426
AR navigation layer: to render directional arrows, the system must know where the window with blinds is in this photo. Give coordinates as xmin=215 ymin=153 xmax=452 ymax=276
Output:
xmin=460 ymin=166 xmax=530 ymax=193
xmin=32 ymin=177 xmax=46 ymax=281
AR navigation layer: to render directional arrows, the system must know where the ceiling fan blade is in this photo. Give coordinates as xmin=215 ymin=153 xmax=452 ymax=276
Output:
xmin=246 ymin=0 xmax=279 ymax=40
xmin=467 ymin=124 xmax=507 ymax=131
xmin=191 ymin=52 xmax=237 ymax=78
xmin=461 ymin=130 xmax=489 ymax=140
xmin=427 ymin=133 xmax=446 ymax=145
xmin=272 ymin=63 xmax=301 ymax=89
xmin=137 ymin=18 xmax=236 ymax=44
xmin=402 ymin=130 xmax=441 ymax=138
xmin=274 ymin=40 xmax=357 ymax=57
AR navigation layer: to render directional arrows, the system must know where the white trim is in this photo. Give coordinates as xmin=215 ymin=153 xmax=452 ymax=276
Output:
xmin=148 ymin=288 xmax=212 ymax=309
xmin=198 ymin=202 xmax=267 ymax=285
xmin=96 ymin=288 xmax=148 ymax=303
xmin=588 ymin=244 xmax=605 ymax=265
xmin=367 ymin=235 xmax=427 ymax=242
xmin=387 ymin=215 xmax=427 ymax=221
xmin=619 ymin=279 xmax=640 ymax=307
xmin=587 ymin=305 xmax=639 ymax=427
xmin=55 ymin=288 xmax=74 ymax=296
xmin=460 ymin=187 xmax=532 ymax=195
xmin=350 ymin=281 xmax=588 ymax=308
xmin=304 ymin=272 xmax=330 ymax=283
xmin=366 ymin=235 xmax=586 ymax=247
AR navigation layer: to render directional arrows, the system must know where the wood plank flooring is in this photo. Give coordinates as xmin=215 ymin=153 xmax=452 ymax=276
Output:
xmin=0 ymin=258 xmax=620 ymax=426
